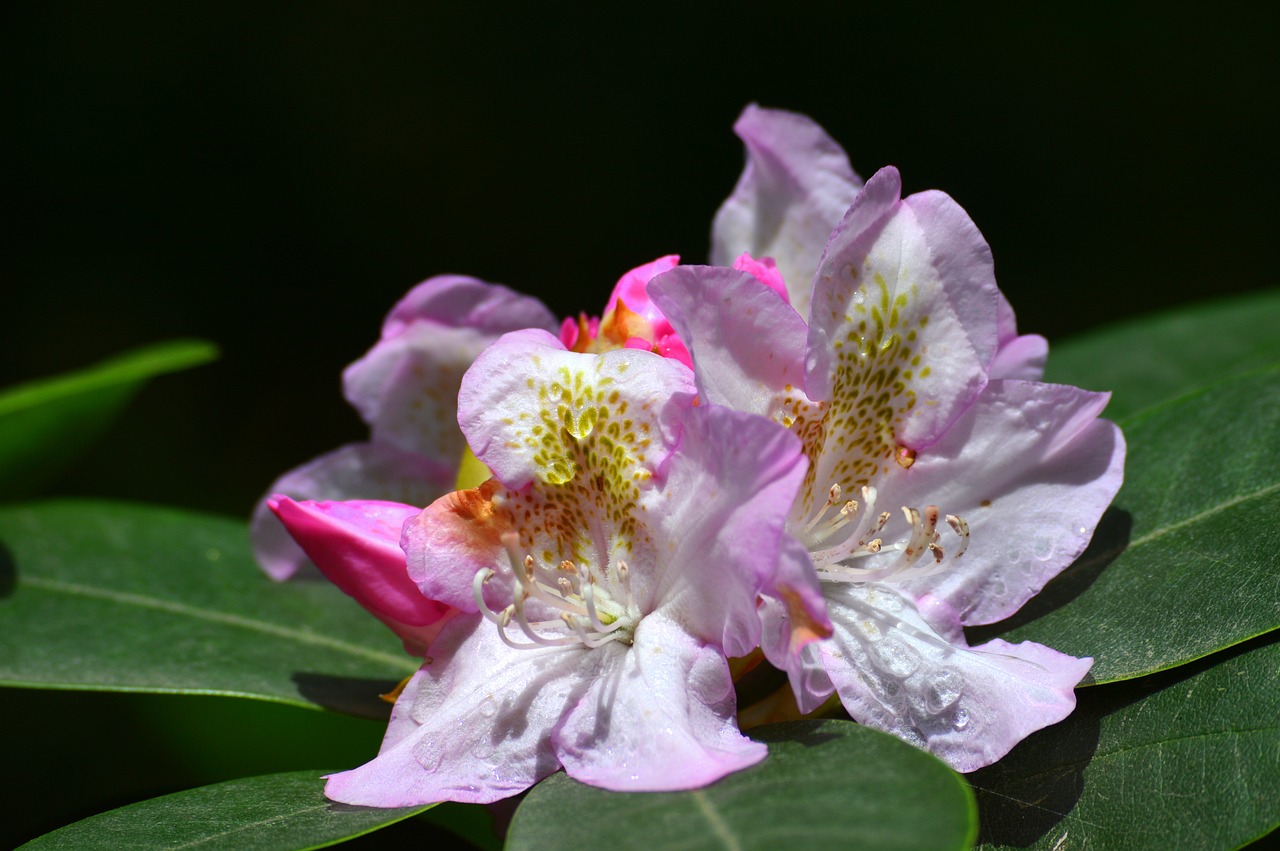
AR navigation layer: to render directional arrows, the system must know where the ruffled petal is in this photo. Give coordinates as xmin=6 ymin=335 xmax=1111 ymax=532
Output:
xmin=650 ymin=265 xmax=809 ymax=418
xmin=381 ymin=274 xmax=557 ymax=340
xmin=250 ymin=441 xmax=453 ymax=580
xmin=758 ymin=534 xmax=836 ymax=712
xmin=325 ymin=614 xmax=587 ymax=806
xmin=816 ymin=583 xmax=1091 ymax=772
xmin=552 ymin=610 xmax=766 ymax=791
xmin=344 ymin=276 xmax=557 ymax=463
xmin=403 ymin=480 xmax=512 ymax=614
xmin=711 ymin=104 xmax=863 ymax=317
xmin=885 ymin=380 xmax=1126 ymax=625
xmin=268 ymin=496 xmax=451 ymax=655
xmin=990 ymin=291 xmax=1048 ymax=380
xmin=603 ymin=255 xmax=681 ymax=324
xmin=343 ymin=322 xmax=497 ymax=463
xmin=647 ymin=404 xmax=812 ymax=657
xmin=807 ymin=168 xmax=999 ymax=471
xmin=457 ymin=328 xmax=695 ymax=491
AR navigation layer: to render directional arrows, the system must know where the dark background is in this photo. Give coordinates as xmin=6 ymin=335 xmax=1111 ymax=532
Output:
xmin=4 ymin=3 xmax=1277 ymax=517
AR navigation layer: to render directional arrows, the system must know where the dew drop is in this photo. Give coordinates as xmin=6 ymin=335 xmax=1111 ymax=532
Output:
xmin=864 ymin=588 xmax=903 ymax=613
xmin=414 ymin=739 xmax=444 ymax=771
xmin=856 ymin=618 xmax=884 ymax=641
xmin=891 ymin=725 xmax=926 ymax=749
xmin=1032 ymin=536 xmax=1056 ymax=562
xmin=925 ymin=669 xmax=963 ymax=713
xmin=873 ymin=638 xmax=921 ymax=678
xmin=471 ymin=743 xmax=494 ymax=760
xmin=478 ymin=697 xmax=498 ymax=718
xmin=953 ymin=708 xmax=970 ymax=730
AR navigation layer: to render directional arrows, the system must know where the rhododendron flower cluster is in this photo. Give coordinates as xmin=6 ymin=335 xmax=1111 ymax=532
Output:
xmin=260 ymin=104 xmax=1124 ymax=806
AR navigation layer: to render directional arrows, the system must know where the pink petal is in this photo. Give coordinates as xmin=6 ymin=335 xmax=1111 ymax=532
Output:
xmin=650 ymin=265 xmax=809 ymax=418
xmin=552 ymin=611 xmax=766 ymax=792
xmin=250 ymin=441 xmax=453 ymax=581
xmin=758 ymin=535 xmax=836 ymax=712
xmin=990 ymin=291 xmax=1048 ymax=380
xmin=648 ymin=403 xmax=813 ymax=657
xmin=343 ymin=322 xmax=499 ymax=463
xmin=602 ymin=254 xmax=681 ymax=323
xmin=381 ymin=274 xmax=557 ymax=340
xmin=807 ymin=167 xmax=999 ymax=455
xmin=456 ymin=328 xmax=695 ymax=491
xmin=269 ymin=496 xmax=451 ymax=655
xmin=889 ymin=380 xmax=1126 ymax=625
xmin=711 ymin=104 xmax=863 ymax=317
xmin=816 ymin=583 xmax=1091 ymax=772
xmin=324 ymin=614 xmax=582 ymax=806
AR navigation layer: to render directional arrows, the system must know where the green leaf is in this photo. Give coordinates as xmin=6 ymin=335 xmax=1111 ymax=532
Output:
xmin=0 ymin=339 xmax=219 ymax=499
xmin=506 ymin=720 xmax=977 ymax=851
xmin=971 ymin=367 xmax=1280 ymax=683
xmin=972 ymin=633 xmax=1280 ymax=850
xmin=17 ymin=770 xmax=431 ymax=851
xmin=0 ymin=500 xmax=418 ymax=716
xmin=1046 ymin=289 xmax=1280 ymax=421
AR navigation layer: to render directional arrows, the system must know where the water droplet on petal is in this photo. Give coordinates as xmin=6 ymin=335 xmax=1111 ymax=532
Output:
xmin=891 ymin=725 xmax=926 ymax=749
xmin=873 ymin=638 xmax=921 ymax=678
xmin=478 ymin=697 xmax=498 ymax=718
xmin=953 ymin=708 xmax=971 ymax=730
xmin=414 ymin=739 xmax=444 ymax=771
xmin=926 ymin=669 xmax=963 ymax=713
xmin=856 ymin=618 xmax=884 ymax=641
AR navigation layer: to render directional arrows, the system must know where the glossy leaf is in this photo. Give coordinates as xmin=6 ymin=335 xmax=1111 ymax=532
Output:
xmin=0 ymin=339 xmax=219 ymax=499
xmin=971 ymin=367 xmax=1280 ymax=683
xmin=506 ymin=720 xmax=977 ymax=851
xmin=0 ymin=500 xmax=417 ymax=716
xmin=1046 ymin=289 xmax=1280 ymax=421
xmin=972 ymin=633 xmax=1280 ymax=850
xmin=17 ymin=770 xmax=431 ymax=851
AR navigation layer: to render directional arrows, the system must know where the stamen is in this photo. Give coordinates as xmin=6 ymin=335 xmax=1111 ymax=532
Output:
xmin=473 ymin=569 xmax=506 ymax=625
xmin=946 ymin=514 xmax=970 ymax=559
xmin=803 ymin=483 xmax=843 ymax=533
xmin=577 ymin=563 xmax=612 ymax=633
xmin=815 ymin=502 xmax=972 ymax=583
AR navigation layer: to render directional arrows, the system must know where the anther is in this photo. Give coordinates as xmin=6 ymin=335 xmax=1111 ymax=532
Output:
xmin=946 ymin=514 xmax=970 ymax=559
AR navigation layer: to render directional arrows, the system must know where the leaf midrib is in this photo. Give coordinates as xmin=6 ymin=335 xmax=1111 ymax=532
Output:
xmin=19 ymin=575 xmax=412 ymax=670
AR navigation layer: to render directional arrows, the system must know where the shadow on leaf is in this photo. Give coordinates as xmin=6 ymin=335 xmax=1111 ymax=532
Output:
xmin=971 ymin=631 xmax=1280 ymax=847
xmin=968 ymin=700 xmax=1101 ymax=847
xmin=292 ymin=672 xmax=399 ymax=719
xmin=967 ymin=507 xmax=1132 ymax=649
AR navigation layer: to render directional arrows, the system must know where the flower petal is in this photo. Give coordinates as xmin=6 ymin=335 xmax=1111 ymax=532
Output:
xmin=457 ymin=328 xmax=695 ymax=491
xmin=343 ymin=322 xmax=499 ymax=463
xmin=250 ymin=441 xmax=453 ymax=580
xmin=648 ymin=403 xmax=813 ymax=657
xmin=989 ymin=292 xmax=1048 ymax=381
xmin=711 ymin=104 xmax=863 ymax=317
xmin=344 ymin=276 xmax=557 ymax=463
xmin=552 ymin=610 xmax=766 ymax=791
xmin=816 ymin=583 xmax=1091 ymax=772
xmin=649 ymin=265 xmax=809 ymax=418
xmin=324 ymin=614 xmax=586 ymax=806
xmin=758 ymin=534 xmax=836 ymax=711
xmin=888 ymin=380 xmax=1126 ymax=625
xmin=808 ymin=167 xmax=999 ymax=464
xmin=268 ymin=496 xmax=451 ymax=655
xmin=381 ymin=274 xmax=558 ymax=340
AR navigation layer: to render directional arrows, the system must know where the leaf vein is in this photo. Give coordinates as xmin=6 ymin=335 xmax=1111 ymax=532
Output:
xmin=20 ymin=575 xmax=411 ymax=669
xmin=691 ymin=790 xmax=742 ymax=851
